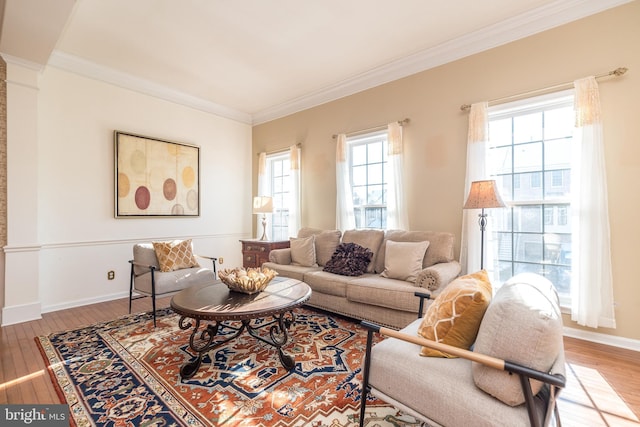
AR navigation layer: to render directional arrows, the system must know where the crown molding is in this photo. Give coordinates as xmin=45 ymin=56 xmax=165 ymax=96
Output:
xmin=48 ymin=51 xmax=252 ymax=124
xmin=0 ymin=53 xmax=44 ymax=71
xmin=252 ymin=0 xmax=633 ymax=125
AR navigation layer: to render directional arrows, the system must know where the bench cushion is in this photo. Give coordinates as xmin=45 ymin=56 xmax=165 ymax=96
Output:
xmin=134 ymin=267 xmax=215 ymax=295
xmin=472 ymin=273 xmax=563 ymax=406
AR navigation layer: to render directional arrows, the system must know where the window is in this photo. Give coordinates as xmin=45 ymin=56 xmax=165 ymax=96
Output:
xmin=348 ymin=131 xmax=388 ymax=229
xmin=264 ymin=153 xmax=291 ymax=241
xmin=488 ymin=93 xmax=574 ymax=302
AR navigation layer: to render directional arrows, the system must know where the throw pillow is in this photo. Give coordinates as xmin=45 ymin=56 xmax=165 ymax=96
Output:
xmin=323 ymin=242 xmax=373 ymax=276
xmin=152 ymin=239 xmax=200 ymax=272
xmin=381 ymin=240 xmax=430 ymax=283
xmin=342 ymin=229 xmax=384 ymax=273
xmin=417 ymin=270 xmax=492 ymax=357
xmin=290 ymin=235 xmax=318 ymax=267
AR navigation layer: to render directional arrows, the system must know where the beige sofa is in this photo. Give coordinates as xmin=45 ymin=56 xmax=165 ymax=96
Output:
xmin=263 ymin=227 xmax=461 ymax=329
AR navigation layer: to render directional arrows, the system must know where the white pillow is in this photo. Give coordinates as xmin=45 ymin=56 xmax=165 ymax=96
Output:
xmin=290 ymin=235 xmax=318 ymax=267
xmin=380 ymin=240 xmax=430 ymax=282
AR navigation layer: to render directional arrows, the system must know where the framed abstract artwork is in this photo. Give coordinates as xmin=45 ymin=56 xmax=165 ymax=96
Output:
xmin=114 ymin=131 xmax=200 ymax=217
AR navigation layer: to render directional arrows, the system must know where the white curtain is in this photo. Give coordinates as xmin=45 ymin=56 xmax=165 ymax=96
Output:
xmin=570 ymin=77 xmax=616 ymax=328
xmin=335 ymin=134 xmax=355 ymax=230
xmin=256 ymin=152 xmax=268 ymax=239
xmin=386 ymin=122 xmax=409 ymax=230
xmin=288 ymin=144 xmax=301 ymax=237
xmin=460 ymin=102 xmax=489 ymax=275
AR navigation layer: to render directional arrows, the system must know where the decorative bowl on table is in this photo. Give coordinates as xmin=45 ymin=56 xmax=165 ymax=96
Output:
xmin=218 ymin=267 xmax=278 ymax=294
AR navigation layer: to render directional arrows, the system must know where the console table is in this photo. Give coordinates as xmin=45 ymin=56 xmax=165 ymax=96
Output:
xmin=240 ymin=239 xmax=289 ymax=268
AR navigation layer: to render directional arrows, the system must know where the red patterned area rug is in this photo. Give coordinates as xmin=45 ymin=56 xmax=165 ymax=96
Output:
xmin=36 ymin=307 xmax=428 ymax=426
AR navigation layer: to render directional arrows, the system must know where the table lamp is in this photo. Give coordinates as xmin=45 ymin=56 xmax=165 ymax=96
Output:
xmin=253 ymin=196 xmax=274 ymax=241
xmin=463 ymin=180 xmax=505 ymax=270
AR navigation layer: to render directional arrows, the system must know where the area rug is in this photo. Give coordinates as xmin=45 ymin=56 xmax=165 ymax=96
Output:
xmin=36 ymin=307 xmax=427 ymax=426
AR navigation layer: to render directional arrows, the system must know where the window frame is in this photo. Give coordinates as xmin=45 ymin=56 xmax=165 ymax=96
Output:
xmin=347 ymin=130 xmax=389 ymax=230
xmin=487 ymin=91 xmax=574 ymax=306
xmin=263 ymin=152 xmax=291 ymax=241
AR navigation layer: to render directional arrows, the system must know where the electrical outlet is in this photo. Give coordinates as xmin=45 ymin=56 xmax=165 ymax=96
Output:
xmin=219 ymin=257 xmax=224 ymax=265
xmin=107 ymin=270 xmax=115 ymax=280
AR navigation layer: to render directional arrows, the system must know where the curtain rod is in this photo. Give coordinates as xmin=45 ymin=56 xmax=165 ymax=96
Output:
xmin=332 ymin=118 xmax=410 ymax=139
xmin=257 ymin=142 xmax=301 ymax=156
xmin=460 ymin=67 xmax=628 ymax=112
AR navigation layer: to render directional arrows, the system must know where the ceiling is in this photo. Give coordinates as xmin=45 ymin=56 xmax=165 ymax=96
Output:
xmin=0 ymin=0 xmax=631 ymax=124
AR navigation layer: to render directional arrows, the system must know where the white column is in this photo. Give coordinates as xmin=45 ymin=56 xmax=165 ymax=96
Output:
xmin=2 ymin=58 xmax=42 ymax=325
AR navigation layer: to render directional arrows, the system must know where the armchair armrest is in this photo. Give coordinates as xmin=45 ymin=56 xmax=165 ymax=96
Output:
xmin=128 ymin=259 xmax=157 ymax=274
xmin=194 ymin=254 xmax=218 ymax=278
xmin=414 ymin=291 xmax=431 ymax=318
xmin=359 ymin=320 xmax=566 ymax=427
xmin=415 ymin=260 xmax=461 ymax=292
xmin=269 ymin=248 xmax=292 ymax=265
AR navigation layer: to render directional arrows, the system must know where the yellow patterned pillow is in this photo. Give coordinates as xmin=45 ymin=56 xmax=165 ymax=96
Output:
xmin=417 ymin=270 xmax=492 ymax=357
xmin=152 ymin=239 xmax=200 ymax=272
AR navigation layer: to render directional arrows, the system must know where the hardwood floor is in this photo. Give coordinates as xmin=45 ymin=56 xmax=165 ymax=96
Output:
xmin=1 ymin=296 xmax=639 ymax=426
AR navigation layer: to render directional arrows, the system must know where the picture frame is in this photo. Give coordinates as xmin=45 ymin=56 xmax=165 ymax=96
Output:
xmin=114 ymin=131 xmax=200 ymax=218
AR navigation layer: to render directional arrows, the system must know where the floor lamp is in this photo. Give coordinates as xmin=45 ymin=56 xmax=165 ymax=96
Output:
xmin=253 ymin=196 xmax=274 ymax=241
xmin=463 ymin=180 xmax=506 ymax=270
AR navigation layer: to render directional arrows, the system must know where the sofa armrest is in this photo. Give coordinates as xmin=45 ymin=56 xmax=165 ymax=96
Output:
xmin=415 ymin=260 xmax=461 ymax=291
xmin=269 ymin=248 xmax=292 ymax=265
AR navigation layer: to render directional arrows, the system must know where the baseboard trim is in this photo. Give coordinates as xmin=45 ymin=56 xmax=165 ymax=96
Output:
xmin=41 ymin=291 xmax=131 ymax=314
xmin=1 ymin=301 xmax=42 ymax=326
xmin=563 ymin=326 xmax=640 ymax=352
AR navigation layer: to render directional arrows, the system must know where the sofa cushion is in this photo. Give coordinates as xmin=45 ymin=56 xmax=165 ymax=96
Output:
xmin=472 ymin=273 xmax=563 ymax=406
xmin=347 ymin=275 xmax=421 ymax=313
xmin=262 ymin=261 xmax=320 ymax=282
xmin=381 ymin=240 xmax=430 ymax=283
xmin=303 ymin=270 xmax=353 ymax=297
xmin=296 ymin=228 xmax=342 ymax=266
xmin=375 ymin=230 xmax=455 ymax=273
xmin=342 ymin=229 xmax=385 ymax=273
xmin=323 ymin=242 xmax=373 ymax=276
xmin=290 ymin=235 xmax=318 ymax=267
xmin=417 ymin=270 xmax=492 ymax=357
xmin=152 ymin=239 xmax=199 ymax=272
xmin=314 ymin=230 xmax=342 ymax=266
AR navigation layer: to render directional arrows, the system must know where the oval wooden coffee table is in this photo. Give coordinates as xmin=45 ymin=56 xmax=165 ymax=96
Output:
xmin=170 ymin=276 xmax=312 ymax=380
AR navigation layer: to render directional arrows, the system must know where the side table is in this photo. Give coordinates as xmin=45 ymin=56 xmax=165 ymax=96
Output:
xmin=240 ymin=239 xmax=290 ymax=268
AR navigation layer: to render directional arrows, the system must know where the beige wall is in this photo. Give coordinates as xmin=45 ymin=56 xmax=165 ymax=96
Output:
xmin=253 ymin=2 xmax=640 ymax=342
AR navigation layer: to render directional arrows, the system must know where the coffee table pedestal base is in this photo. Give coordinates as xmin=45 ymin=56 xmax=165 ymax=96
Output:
xmin=178 ymin=310 xmax=296 ymax=380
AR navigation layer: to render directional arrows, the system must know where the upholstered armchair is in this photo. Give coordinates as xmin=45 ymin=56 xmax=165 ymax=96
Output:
xmin=129 ymin=240 xmax=218 ymax=326
xmin=359 ymin=272 xmax=566 ymax=427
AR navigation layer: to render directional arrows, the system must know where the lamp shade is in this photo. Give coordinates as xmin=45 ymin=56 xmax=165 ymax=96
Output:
xmin=463 ymin=180 xmax=506 ymax=209
xmin=253 ymin=196 xmax=274 ymax=214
